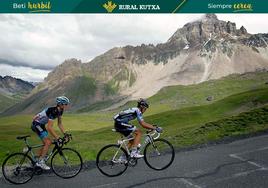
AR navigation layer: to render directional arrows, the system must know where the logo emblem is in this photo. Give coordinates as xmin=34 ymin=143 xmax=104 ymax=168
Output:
xmin=103 ymin=1 xmax=117 ymax=13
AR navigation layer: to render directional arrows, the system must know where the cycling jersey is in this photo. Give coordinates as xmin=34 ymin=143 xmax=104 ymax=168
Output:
xmin=33 ymin=107 xmax=63 ymax=125
xmin=31 ymin=107 xmax=63 ymax=140
xmin=114 ymin=107 xmax=143 ymax=137
xmin=113 ymin=107 xmax=144 ymax=123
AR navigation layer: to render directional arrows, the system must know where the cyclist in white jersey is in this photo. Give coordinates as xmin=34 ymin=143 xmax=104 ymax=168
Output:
xmin=114 ymin=98 xmax=162 ymax=158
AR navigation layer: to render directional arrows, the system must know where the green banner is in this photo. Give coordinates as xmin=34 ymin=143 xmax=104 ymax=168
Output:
xmin=0 ymin=0 xmax=266 ymax=13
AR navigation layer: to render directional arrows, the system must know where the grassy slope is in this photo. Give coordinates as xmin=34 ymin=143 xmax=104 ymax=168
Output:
xmin=77 ymin=99 xmax=116 ymax=113
xmin=1 ymin=87 xmax=267 ymax=163
xmin=118 ymin=72 xmax=268 ymax=115
xmin=146 ymin=88 xmax=268 ymax=146
xmin=0 ymin=93 xmax=19 ymax=113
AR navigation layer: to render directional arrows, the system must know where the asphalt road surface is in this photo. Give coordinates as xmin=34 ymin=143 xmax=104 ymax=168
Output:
xmin=1 ymin=134 xmax=268 ymax=188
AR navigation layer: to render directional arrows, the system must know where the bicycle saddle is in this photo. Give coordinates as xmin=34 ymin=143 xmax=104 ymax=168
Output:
xmin=16 ymin=135 xmax=31 ymax=140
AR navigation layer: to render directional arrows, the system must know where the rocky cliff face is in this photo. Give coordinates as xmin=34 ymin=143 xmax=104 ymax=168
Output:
xmin=3 ymin=14 xmax=268 ymax=114
xmin=168 ymin=14 xmax=249 ymax=47
xmin=0 ymin=76 xmax=34 ymax=96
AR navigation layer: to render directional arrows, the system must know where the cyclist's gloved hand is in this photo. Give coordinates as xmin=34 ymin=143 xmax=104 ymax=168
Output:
xmin=64 ymin=132 xmax=72 ymax=139
xmin=64 ymin=132 xmax=72 ymax=143
xmin=155 ymin=126 xmax=163 ymax=133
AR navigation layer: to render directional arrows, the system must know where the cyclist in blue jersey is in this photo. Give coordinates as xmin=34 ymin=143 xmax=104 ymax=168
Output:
xmin=114 ymin=98 xmax=162 ymax=158
xmin=31 ymin=96 xmax=70 ymax=170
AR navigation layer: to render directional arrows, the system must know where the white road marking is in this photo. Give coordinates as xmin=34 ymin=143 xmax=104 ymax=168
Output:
xmin=204 ymin=147 xmax=268 ymax=187
xmin=229 ymin=146 xmax=268 ymax=169
xmin=91 ymin=182 xmax=118 ymax=188
xmin=175 ymin=178 xmax=203 ymax=188
xmin=229 ymin=153 xmax=266 ymax=169
xmin=229 ymin=154 xmax=263 ymax=168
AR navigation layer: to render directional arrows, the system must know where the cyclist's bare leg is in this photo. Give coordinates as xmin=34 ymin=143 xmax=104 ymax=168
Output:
xmin=128 ymin=140 xmax=134 ymax=149
xmin=133 ymin=129 xmax=142 ymax=147
xmin=40 ymin=138 xmax=52 ymax=158
xmin=36 ymin=148 xmax=42 ymax=157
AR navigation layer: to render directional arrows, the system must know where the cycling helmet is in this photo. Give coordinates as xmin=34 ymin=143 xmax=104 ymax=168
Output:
xmin=56 ymin=96 xmax=70 ymax=105
xmin=137 ymin=98 xmax=149 ymax=108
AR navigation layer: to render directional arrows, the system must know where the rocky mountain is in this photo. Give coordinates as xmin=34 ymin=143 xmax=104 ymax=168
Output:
xmin=3 ymin=14 xmax=268 ymax=114
xmin=0 ymin=76 xmax=34 ymax=96
xmin=0 ymin=76 xmax=34 ymax=113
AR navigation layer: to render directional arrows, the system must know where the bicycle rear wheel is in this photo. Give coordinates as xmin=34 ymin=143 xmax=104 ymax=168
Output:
xmin=144 ymin=139 xmax=175 ymax=170
xmin=96 ymin=144 xmax=128 ymax=177
xmin=2 ymin=153 xmax=34 ymax=184
xmin=51 ymin=148 xmax=83 ymax=179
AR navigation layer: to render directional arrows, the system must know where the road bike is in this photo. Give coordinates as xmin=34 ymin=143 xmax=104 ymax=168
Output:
xmin=2 ymin=134 xmax=83 ymax=184
xmin=96 ymin=129 xmax=175 ymax=177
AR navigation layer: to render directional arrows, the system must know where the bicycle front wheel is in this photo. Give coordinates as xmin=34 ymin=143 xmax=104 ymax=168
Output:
xmin=96 ymin=144 xmax=128 ymax=177
xmin=2 ymin=153 xmax=34 ymax=184
xmin=144 ymin=139 xmax=175 ymax=170
xmin=51 ymin=148 xmax=83 ymax=179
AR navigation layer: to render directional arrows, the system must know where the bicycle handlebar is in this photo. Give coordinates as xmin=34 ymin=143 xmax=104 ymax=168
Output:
xmin=52 ymin=133 xmax=72 ymax=147
xmin=146 ymin=129 xmax=161 ymax=140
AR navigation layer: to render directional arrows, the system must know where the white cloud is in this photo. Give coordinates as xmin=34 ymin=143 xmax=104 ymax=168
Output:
xmin=0 ymin=14 xmax=268 ymax=81
xmin=0 ymin=64 xmax=50 ymax=82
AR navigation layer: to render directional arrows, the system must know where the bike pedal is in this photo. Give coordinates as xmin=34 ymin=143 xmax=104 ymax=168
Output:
xmin=34 ymin=166 xmax=43 ymax=175
xmin=128 ymin=158 xmax=138 ymax=167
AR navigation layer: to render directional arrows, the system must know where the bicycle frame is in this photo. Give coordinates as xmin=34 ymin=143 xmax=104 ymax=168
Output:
xmin=114 ymin=130 xmax=161 ymax=159
xmin=21 ymin=138 xmax=59 ymax=163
